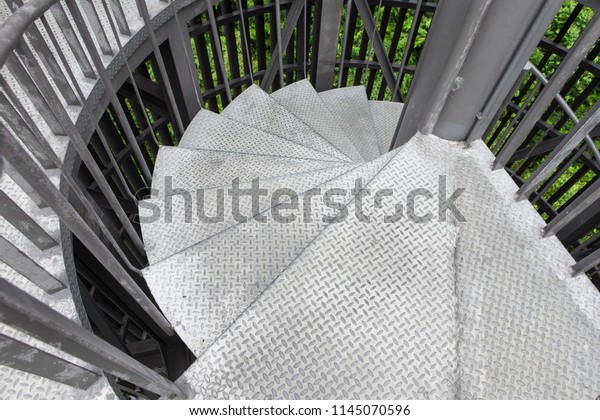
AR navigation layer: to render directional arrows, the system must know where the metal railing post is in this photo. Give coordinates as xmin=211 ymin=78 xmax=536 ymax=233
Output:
xmin=0 ymin=277 xmax=187 ymax=398
xmin=0 ymin=124 xmax=175 ymax=337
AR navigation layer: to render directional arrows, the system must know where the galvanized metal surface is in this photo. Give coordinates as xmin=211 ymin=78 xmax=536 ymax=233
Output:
xmin=319 ymin=86 xmax=381 ymax=161
xmin=271 ymin=79 xmax=365 ymax=163
xmin=141 ymin=84 xmax=600 ymax=399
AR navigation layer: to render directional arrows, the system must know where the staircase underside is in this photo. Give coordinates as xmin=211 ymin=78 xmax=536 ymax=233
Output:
xmin=139 ymin=80 xmax=600 ymax=400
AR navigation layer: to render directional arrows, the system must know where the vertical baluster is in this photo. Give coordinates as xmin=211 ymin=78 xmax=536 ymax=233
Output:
xmin=0 ymin=126 xmax=174 ymax=336
xmin=135 ymin=0 xmax=185 ymax=133
xmin=79 ymin=0 xmax=114 ymax=55
xmin=338 ymin=0 xmax=352 ymax=89
xmin=49 ymin=2 xmax=96 ymax=79
xmin=65 ymin=0 xmax=152 ymax=185
xmin=8 ymin=39 xmax=146 ymax=255
xmin=0 ymin=190 xmax=57 ymax=250
xmin=0 ymin=237 xmax=65 ymax=293
xmin=275 ymin=0 xmax=285 ymax=88
xmin=5 ymin=54 xmax=65 ymax=135
xmin=494 ymin=12 xmax=600 ymax=170
xmin=0 ymin=277 xmax=183 ymax=396
xmin=5 ymin=0 xmax=79 ymax=106
xmin=239 ymin=0 xmax=255 ymax=84
xmin=205 ymin=0 xmax=232 ymax=104
xmin=109 ymin=0 xmax=131 ymax=36
xmin=518 ymin=99 xmax=600 ymax=200
xmin=0 ymin=87 xmax=55 ymax=169
xmin=392 ymin=0 xmax=423 ymax=102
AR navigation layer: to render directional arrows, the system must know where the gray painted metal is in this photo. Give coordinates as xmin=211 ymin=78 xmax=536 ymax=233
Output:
xmin=436 ymin=0 xmax=559 ymax=141
xmin=419 ymin=0 xmax=491 ymax=135
xmin=260 ymin=0 xmax=304 ymax=91
xmin=5 ymin=54 xmax=65 ymax=136
xmin=206 ymin=1 xmax=232 ymax=104
xmin=353 ymin=0 xmax=397 ymax=98
xmin=0 ymin=123 xmax=175 ymax=337
xmin=0 ymin=87 xmax=55 ymax=169
xmin=0 ymin=236 xmax=65 ymax=294
xmin=0 ymin=277 xmax=186 ymax=398
xmin=517 ymin=92 xmax=600 ymax=200
xmin=0 ymin=333 xmax=98 ymax=389
xmin=9 ymin=37 xmax=146 ymax=255
xmin=337 ymin=0 xmax=352 ymax=89
xmin=0 ymin=190 xmax=57 ymax=251
xmin=573 ymin=246 xmax=600 ymax=274
xmin=65 ymin=0 xmax=153 ymax=186
xmin=493 ymin=12 xmax=600 ymax=170
xmin=393 ymin=0 xmax=467 ymax=147
xmin=466 ymin=0 xmax=563 ymax=143
xmin=49 ymin=2 xmax=95 ymax=79
xmin=164 ymin=14 xmax=203 ymax=120
xmin=79 ymin=0 xmax=114 ymax=56
xmin=313 ymin=0 xmax=343 ymax=92
xmin=5 ymin=0 xmax=79 ymax=106
xmin=525 ymin=62 xmax=600 ymax=165
xmin=391 ymin=0 xmax=422 ymax=102
xmin=544 ymin=180 xmax=600 ymax=238
xmin=136 ymin=0 xmax=186 ymax=135
xmin=274 ymin=0 xmax=285 ymax=89
xmin=108 ymin=0 xmax=131 ymax=36
xmin=0 ymin=0 xmax=59 ymax=68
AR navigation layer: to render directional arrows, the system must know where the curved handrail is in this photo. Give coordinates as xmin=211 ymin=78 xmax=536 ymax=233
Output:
xmin=526 ymin=61 xmax=600 ymax=167
xmin=0 ymin=0 xmax=59 ymax=68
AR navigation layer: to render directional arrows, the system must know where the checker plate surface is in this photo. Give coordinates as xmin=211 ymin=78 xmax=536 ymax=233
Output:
xmin=143 ymin=153 xmax=395 ymax=357
xmin=222 ymin=85 xmax=351 ymax=162
xmin=370 ymin=100 xmax=404 ymax=154
xmin=319 ymin=87 xmax=382 ymax=162
xmin=178 ymin=109 xmax=342 ymax=162
xmin=179 ymin=137 xmax=460 ymax=399
xmin=271 ymin=80 xmax=365 ymax=163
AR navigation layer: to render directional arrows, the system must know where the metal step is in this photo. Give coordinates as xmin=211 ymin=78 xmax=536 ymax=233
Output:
xmin=141 ymin=163 xmax=361 ymax=264
xmin=150 ymin=147 xmax=349 ymax=197
xmin=453 ymin=139 xmax=600 ymax=399
xmin=179 ymin=137 xmax=459 ymax=399
xmin=370 ymin=100 xmax=404 ymax=154
xmin=319 ymin=86 xmax=381 ymax=162
xmin=142 ymin=152 xmax=396 ymax=357
xmin=178 ymin=109 xmax=344 ymax=163
xmin=222 ymin=85 xmax=351 ymax=162
xmin=271 ymin=80 xmax=365 ymax=163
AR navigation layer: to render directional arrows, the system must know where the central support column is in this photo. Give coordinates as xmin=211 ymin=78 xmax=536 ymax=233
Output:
xmin=393 ymin=0 xmax=563 ymax=146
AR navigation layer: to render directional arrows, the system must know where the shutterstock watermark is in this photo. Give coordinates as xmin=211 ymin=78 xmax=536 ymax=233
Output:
xmin=138 ymin=175 xmax=466 ymax=225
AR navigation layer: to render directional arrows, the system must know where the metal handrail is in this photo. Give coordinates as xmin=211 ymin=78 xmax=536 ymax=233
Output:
xmin=526 ymin=61 xmax=600 ymax=167
xmin=0 ymin=0 xmax=59 ymax=68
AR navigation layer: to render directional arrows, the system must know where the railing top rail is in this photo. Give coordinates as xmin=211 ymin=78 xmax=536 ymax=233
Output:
xmin=0 ymin=0 xmax=59 ymax=68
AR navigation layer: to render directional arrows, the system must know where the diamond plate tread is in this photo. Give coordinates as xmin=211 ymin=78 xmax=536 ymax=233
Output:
xmin=143 ymin=152 xmax=396 ymax=358
xmin=222 ymin=85 xmax=351 ymax=162
xmin=178 ymin=109 xmax=343 ymax=163
xmin=449 ymin=139 xmax=600 ymax=400
xmin=141 ymin=163 xmax=361 ymax=264
xmin=180 ymin=137 xmax=460 ymax=399
xmin=150 ymin=147 xmax=347 ymax=197
xmin=319 ymin=86 xmax=381 ymax=162
xmin=271 ymin=80 xmax=365 ymax=163
xmin=370 ymin=100 xmax=404 ymax=154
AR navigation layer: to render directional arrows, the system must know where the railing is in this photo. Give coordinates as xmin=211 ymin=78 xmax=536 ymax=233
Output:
xmin=0 ymin=0 xmax=599 ymax=399
xmin=485 ymin=2 xmax=600 ymax=287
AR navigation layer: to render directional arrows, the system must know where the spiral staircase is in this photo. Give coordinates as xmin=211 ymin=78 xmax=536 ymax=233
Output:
xmin=136 ymin=80 xmax=600 ymax=399
xmin=2 ymin=0 xmax=600 ymax=401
